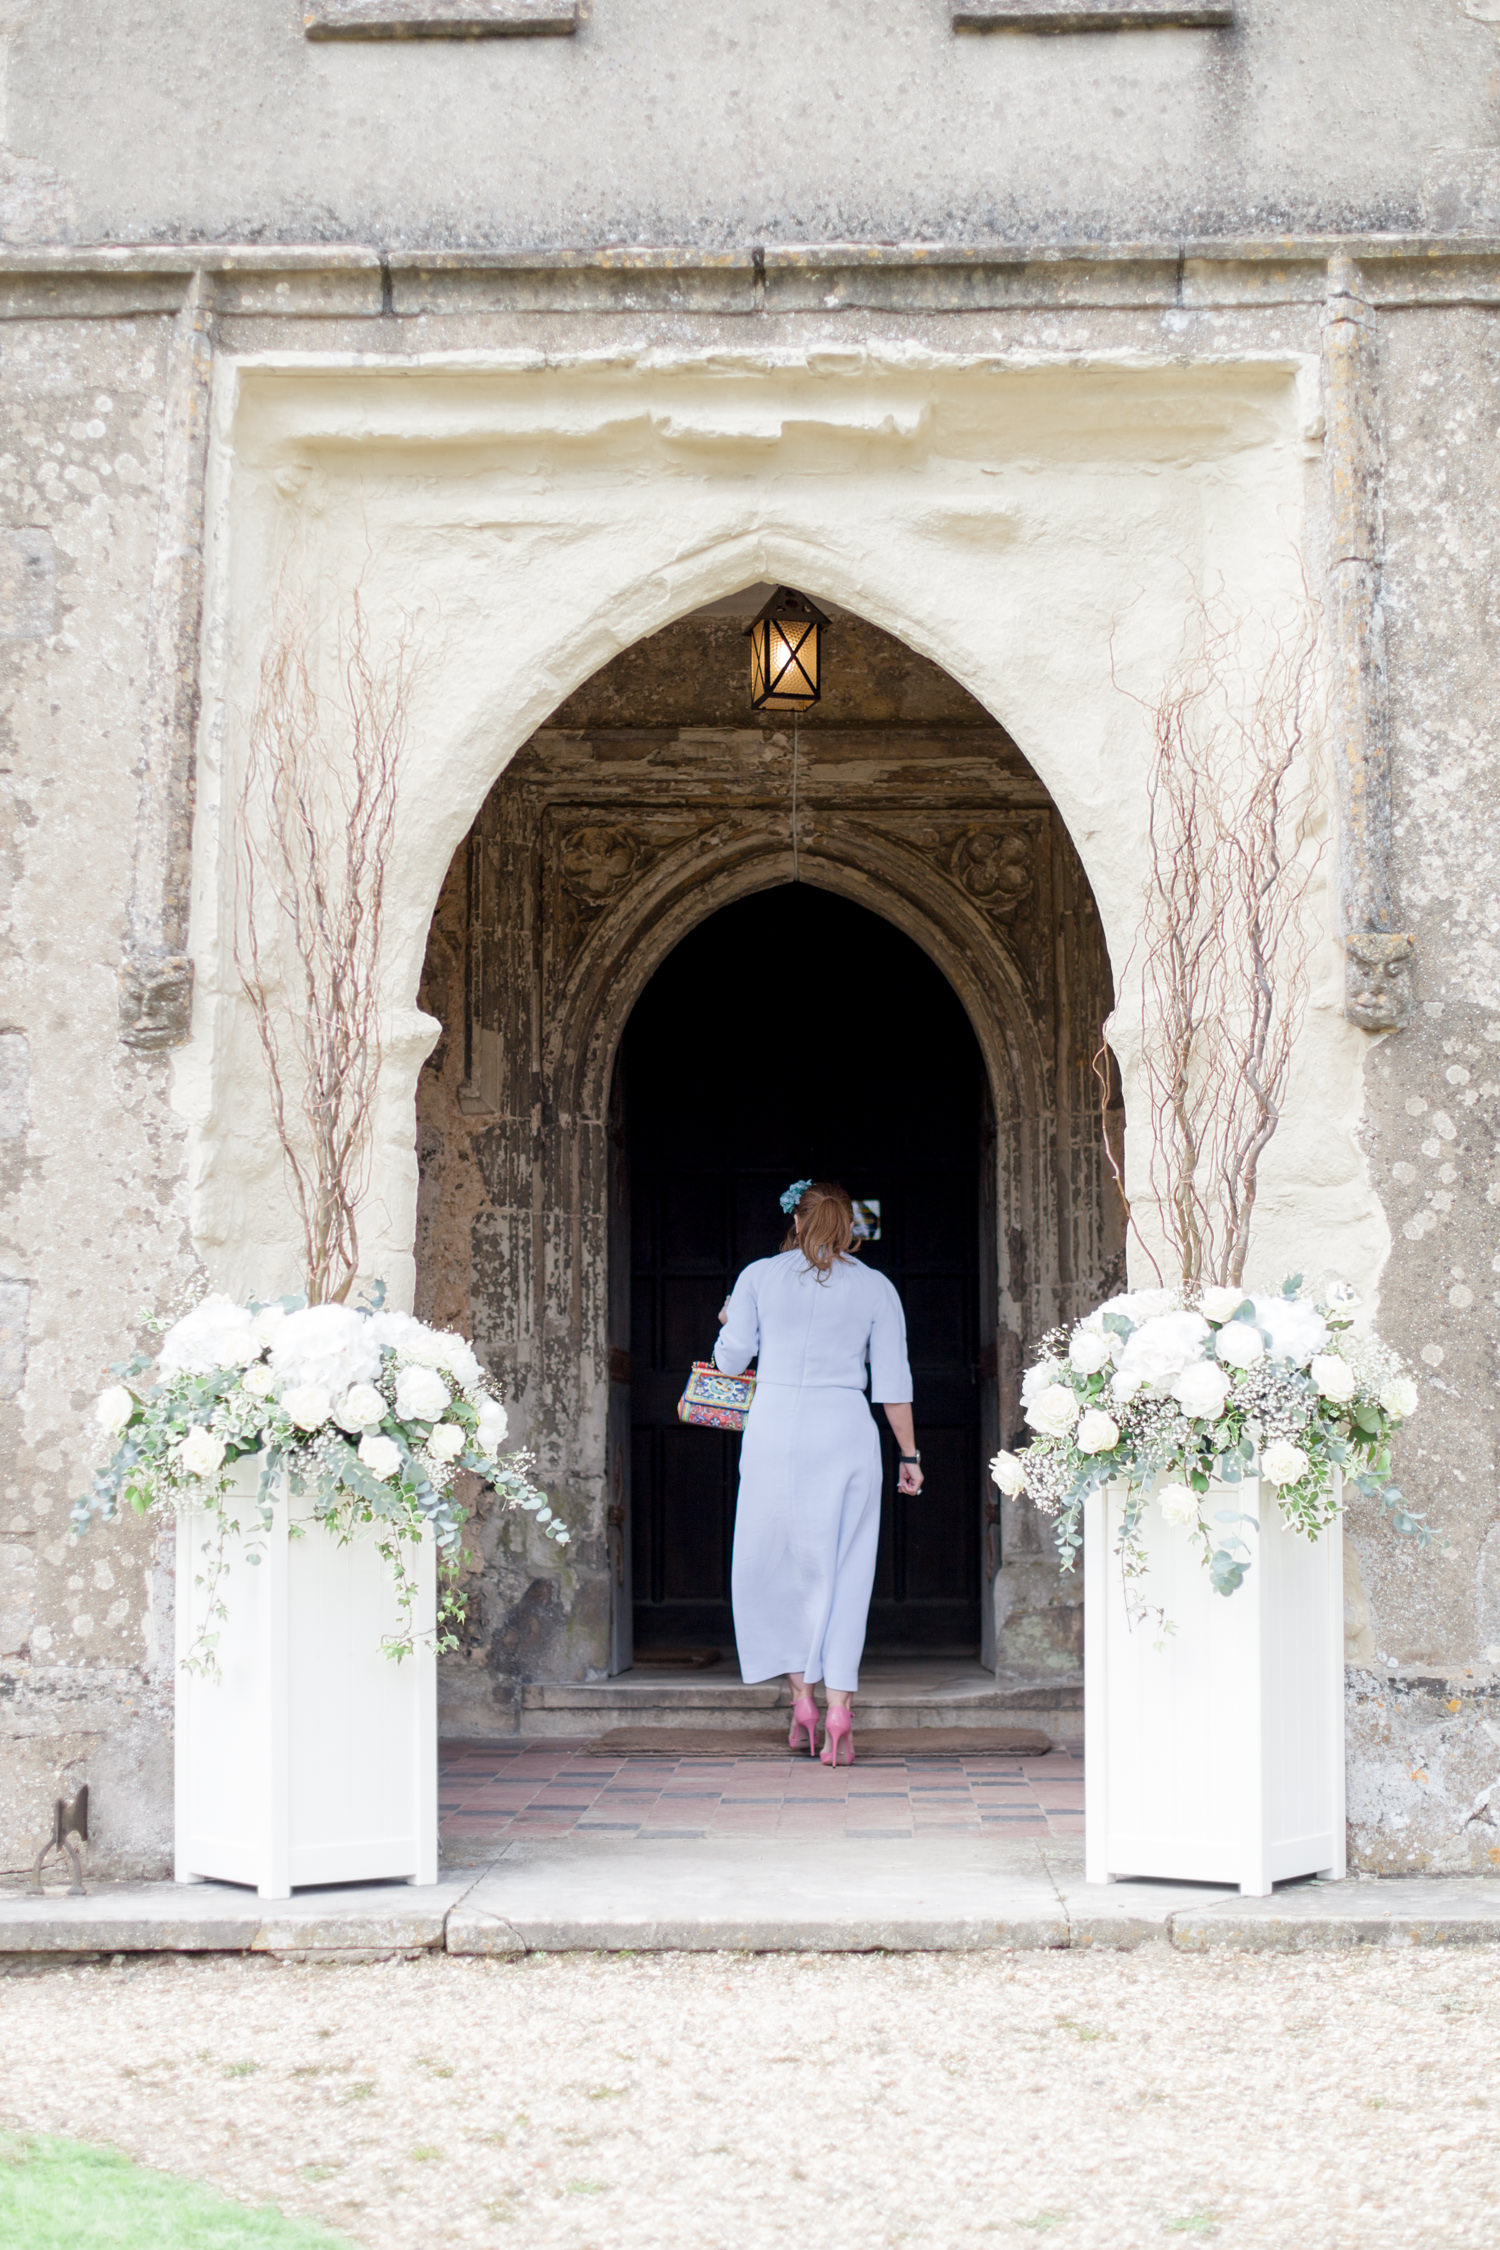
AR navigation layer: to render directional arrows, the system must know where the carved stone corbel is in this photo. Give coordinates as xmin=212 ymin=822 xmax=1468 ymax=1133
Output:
xmin=1323 ymin=255 xmax=1413 ymax=1032
xmin=118 ymin=271 xmax=214 ymax=1050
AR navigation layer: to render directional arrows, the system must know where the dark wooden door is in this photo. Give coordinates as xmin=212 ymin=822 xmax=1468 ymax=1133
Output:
xmin=623 ymin=886 xmax=984 ymax=1658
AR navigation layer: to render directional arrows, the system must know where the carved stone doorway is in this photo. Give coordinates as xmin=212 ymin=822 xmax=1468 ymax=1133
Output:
xmin=414 ymin=598 xmax=1121 ymax=1730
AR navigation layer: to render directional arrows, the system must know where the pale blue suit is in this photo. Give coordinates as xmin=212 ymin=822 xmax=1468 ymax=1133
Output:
xmin=714 ymin=1249 xmax=913 ymax=1692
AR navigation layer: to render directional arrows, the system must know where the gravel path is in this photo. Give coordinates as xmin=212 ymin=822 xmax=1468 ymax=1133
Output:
xmin=1 ymin=1947 xmax=1496 ymax=2249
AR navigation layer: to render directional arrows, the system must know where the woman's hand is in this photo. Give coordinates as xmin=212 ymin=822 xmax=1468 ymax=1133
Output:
xmin=883 ymin=1403 xmax=924 ymax=1495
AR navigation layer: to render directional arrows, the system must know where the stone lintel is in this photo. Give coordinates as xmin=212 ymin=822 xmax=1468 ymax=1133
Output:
xmin=304 ymin=1 xmax=578 ymax=35
xmin=11 ymin=235 xmax=1500 ymax=320
xmin=953 ymin=2 xmax=1233 ymax=28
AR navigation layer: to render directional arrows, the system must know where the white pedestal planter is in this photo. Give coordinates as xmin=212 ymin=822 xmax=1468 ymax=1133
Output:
xmin=174 ymin=1458 xmax=438 ymax=1900
xmin=1084 ymin=1477 xmax=1345 ymax=1897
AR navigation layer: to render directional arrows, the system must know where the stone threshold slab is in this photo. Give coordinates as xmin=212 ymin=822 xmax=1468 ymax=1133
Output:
xmin=4 ymin=1853 xmax=1499 ymax=1960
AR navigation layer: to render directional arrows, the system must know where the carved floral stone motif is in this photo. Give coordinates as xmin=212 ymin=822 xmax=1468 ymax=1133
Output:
xmin=556 ymin=823 xmax=643 ymax=905
xmin=949 ymin=828 xmax=1035 ymax=917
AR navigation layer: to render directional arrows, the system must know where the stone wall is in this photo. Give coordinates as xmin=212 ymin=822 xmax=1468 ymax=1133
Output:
xmin=0 ymin=313 xmax=195 ymax=1880
xmin=7 ymin=2 xmax=1500 ymax=249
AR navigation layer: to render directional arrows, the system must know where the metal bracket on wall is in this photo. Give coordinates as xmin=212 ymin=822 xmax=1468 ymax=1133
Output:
xmin=28 ymin=1785 xmax=89 ymax=1896
xmin=1322 ymin=256 xmax=1414 ymax=1032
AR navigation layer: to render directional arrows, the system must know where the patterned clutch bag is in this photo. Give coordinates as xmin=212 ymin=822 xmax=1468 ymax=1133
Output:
xmin=677 ymin=1360 xmax=757 ymax=1431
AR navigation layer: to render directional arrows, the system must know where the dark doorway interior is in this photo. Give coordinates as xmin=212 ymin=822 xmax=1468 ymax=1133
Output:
xmin=623 ymin=885 xmax=984 ymax=1660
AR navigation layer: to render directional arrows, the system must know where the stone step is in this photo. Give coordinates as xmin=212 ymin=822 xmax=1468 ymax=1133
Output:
xmin=520 ymin=1664 xmax=1083 ymax=1742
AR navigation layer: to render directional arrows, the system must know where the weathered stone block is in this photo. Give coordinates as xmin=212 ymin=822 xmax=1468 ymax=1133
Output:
xmin=0 ymin=1279 xmax=27 ymax=1401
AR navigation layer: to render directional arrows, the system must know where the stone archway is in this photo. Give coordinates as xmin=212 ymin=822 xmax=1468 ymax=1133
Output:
xmin=414 ymin=604 xmax=1120 ymax=1729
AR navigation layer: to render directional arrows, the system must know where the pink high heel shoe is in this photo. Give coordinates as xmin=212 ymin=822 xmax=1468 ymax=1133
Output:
xmin=789 ymin=1693 xmax=821 ymax=1757
xmin=821 ymin=1707 xmax=854 ymax=1767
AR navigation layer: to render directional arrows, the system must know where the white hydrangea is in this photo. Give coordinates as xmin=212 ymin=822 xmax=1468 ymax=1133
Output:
xmin=990 ymin=1449 xmax=1027 ymax=1497
xmin=1251 ymin=1296 xmax=1329 ymax=1369
xmin=1115 ymin=1310 xmax=1210 ymax=1394
xmin=368 ymin=1311 xmax=483 ymax=1390
xmin=158 ymin=1294 xmax=263 ymax=1377
xmin=269 ymin=1304 xmax=382 ymax=1397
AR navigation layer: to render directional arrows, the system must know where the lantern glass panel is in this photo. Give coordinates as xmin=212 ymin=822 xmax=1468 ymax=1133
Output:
xmin=747 ymin=592 xmax=825 ymax=711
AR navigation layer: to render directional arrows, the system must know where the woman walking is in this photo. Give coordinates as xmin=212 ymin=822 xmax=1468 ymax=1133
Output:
xmin=714 ymin=1179 xmax=923 ymax=1767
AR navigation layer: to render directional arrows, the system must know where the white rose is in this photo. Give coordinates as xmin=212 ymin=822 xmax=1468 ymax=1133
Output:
xmin=475 ymin=1398 xmax=509 ymax=1457
xmin=1020 ymin=1358 xmax=1063 ymax=1409
xmin=179 ymin=1425 xmax=227 ymax=1478
xmin=1076 ymin=1409 xmax=1120 ymax=1455
xmin=1025 ymin=1383 xmax=1081 ymax=1439
xmin=990 ymin=1449 xmax=1027 ymax=1497
xmin=1214 ymin=1320 xmax=1265 ymax=1371
xmin=1115 ymin=1311 xmax=1211 ymax=1394
xmin=95 ymin=1384 xmax=135 ymax=1436
xmin=268 ymin=1303 xmax=382 ymax=1396
xmin=428 ymin=1421 xmax=467 ymax=1463
xmin=281 ymin=1384 xmax=332 ymax=1431
xmin=157 ymin=1294 xmax=262 ymax=1377
xmin=241 ymin=1363 xmax=277 ymax=1399
xmin=334 ymin=1383 xmax=387 ymax=1433
xmin=1379 ymin=1375 xmax=1419 ymax=1420
xmin=1068 ymin=1331 xmax=1114 ymax=1376
xmin=1251 ymin=1296 xmax=1329 ymax=1369
xmin=1172 ymin=1360 xmax=1232 ymax=1421
xmin=1157 ymin=1482 xmax=1200 ymax=1527
xmin=395 ymin=1363 xmax=450 ymax=1423
xmin=1310 ymin=1353 xmax=1357 ymax=1406
xmin=1200 ymin=1287 xmax=1249 ymax=1325
xmin=358 ymin=1432 xmax=402 ymax=1481
xmin=1260 ymin=1439 xmax=1309 ymax=1488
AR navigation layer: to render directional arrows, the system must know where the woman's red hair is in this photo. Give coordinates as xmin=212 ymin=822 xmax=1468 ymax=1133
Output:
xmin=782 ymin=1181 xmax=857 ymax=1276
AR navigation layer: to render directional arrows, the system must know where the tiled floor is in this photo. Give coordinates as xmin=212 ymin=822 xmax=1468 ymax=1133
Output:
xmin=440 ymin=1739 xmax=1084 ymax=1848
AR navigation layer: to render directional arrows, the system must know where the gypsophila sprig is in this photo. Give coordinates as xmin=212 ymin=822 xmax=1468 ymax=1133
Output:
xmin=77 ymin=1291 xmax=570 ymax=1670
xmin=990 ymin=1278 xmax=1432 ymax=1613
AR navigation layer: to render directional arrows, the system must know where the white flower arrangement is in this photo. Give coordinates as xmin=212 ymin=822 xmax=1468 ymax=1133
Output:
xmin=990 ymin=1276 xmax=1433 ymax=1600
xmin=77 ymin=1289 xmax=569 ymax=1668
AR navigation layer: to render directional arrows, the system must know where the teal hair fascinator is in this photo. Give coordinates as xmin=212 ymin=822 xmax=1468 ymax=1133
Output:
xmin=779 ymin=1178 xmax=813 ymax=1216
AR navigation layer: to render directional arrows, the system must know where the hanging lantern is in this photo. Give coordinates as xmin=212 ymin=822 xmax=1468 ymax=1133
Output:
xmin=746 ymin=587 xmax=829 ymax=712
